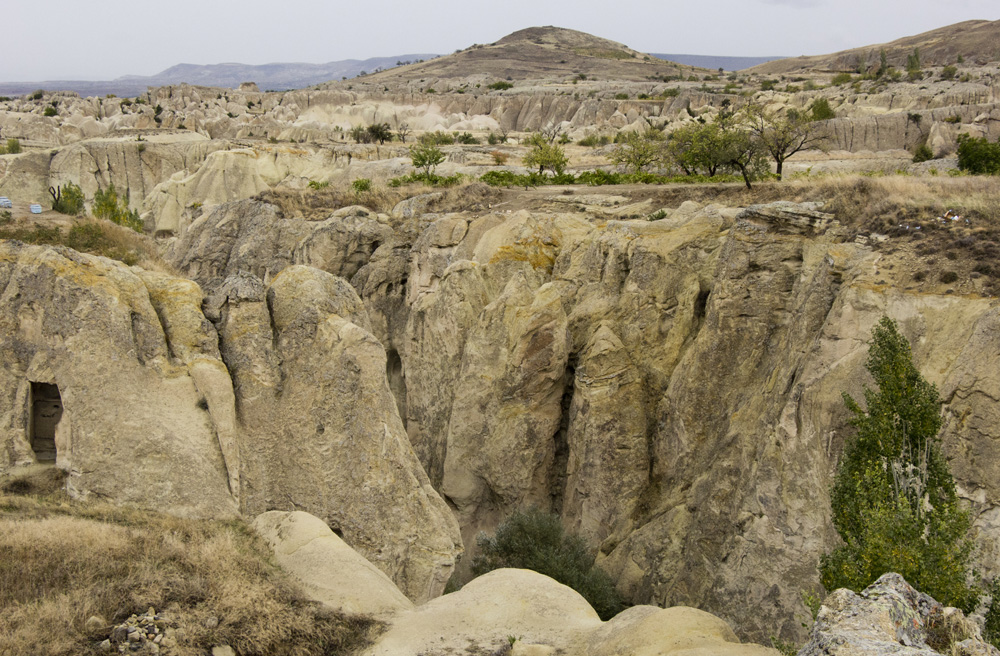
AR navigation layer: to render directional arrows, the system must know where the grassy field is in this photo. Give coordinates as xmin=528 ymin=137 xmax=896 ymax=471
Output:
xmin=0 ymin=468 xmax=380 ymax=656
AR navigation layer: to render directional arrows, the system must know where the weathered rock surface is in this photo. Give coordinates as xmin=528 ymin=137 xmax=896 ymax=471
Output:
xmin=252 ymin=511 xmax=414 ymax=617
xmin=0 ymin=241 xmax=238 ymax=517
xmin=158 ymin=195 xmax=1000 ymax=642
xmin=214 ymin=266 xmax=461 ymax=602
xmin=364 ymin=567 xmax=778 ymax=656
xmin=799 ymin=574 xmax=1000 ymax=656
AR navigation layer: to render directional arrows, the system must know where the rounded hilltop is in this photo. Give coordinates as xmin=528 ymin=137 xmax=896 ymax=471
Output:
xmin=339 ymin=25 xmax=697 ymax=86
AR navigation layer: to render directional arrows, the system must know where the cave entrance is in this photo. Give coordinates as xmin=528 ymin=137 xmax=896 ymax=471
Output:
xmin=29 ymin=382 xmax=62 ymax=463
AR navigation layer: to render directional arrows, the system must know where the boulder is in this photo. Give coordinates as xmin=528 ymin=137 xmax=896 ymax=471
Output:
xmin=799 ymin=574 xmax=999 ymax=656
xmin=252 ymin=510 xmax=414 ymax=617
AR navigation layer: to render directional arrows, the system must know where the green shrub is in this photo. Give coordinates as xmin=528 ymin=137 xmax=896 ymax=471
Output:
xmin=93 ymin=184 xmax=143 ymax=232
xmin=577 ymin=134 xmax=611 ymax=147
xmin=820 ymin=317 xmax=978 ymax=612
xmin=956 ymin=134 xmax=1000 ymax=174
xmin=307 ymin=180 xmax=330 ymax=190
xmin=614 ymin=93 xmax=629 ymax=100
xmin=471 ymin=508 xmax=625 ymax=620
xmin=419 ymin=131 xmax=455 ymax=146
xmin=409 ymin=143 xmax=446 ymax=176
xmin=488 ymin=81 xmax=513 ymax=91
xmin=51 ymin=182 xmax=85 ymax=215
xmin=985 ymin=579 xmax=1000 ymax=649
xmin=760 ymin=79 xmax=777 ymax=91
xmin=660 ymin=88 xmax=680 ymax=98
xmin=810 ymin=98 xmax=836 ymax=121
xmin=351 ymin=178 xmax=371 ymax=193
xmin=912 ymin=143 xmax=934 ymax=163
xmin=831 ymin=72 xmax=853 ymax=86
xmin=454 ymin=132 xmax=479 ymax=145
xmin=940 ymin=65 xmax=958 ymax=81
xmin=42 ymin=106 xmax=57 ymax=117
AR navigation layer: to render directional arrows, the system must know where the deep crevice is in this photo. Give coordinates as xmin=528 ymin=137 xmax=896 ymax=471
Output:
xmin=549 ymin=356 xmax=576 ymax=515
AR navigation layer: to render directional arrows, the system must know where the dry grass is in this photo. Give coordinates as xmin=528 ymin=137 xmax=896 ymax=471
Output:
xmin=0 ymin=469 xmax=379 ymax=656
xmin=0 ymin=218 xmax=172 ymax=273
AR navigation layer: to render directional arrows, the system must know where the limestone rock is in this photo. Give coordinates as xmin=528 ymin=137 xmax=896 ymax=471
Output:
xmin=0 ymin=242 xmax=237 ymax=518
xmin=442 ymin=275 xmax=571 ymax=541
xmin=217 ymin=267 xmax=462 ymax=602
xmin=252 ymin=510 xmax=414 ymax=616
xmin=364 ymin=569 xmax=602 ymax=656
xmin=799 ymin=574 xmax=999 ymax=656
xmin=574 ymin=605 xmax=779 ymax=656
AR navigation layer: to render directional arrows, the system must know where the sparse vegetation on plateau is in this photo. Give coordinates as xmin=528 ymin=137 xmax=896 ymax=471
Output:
xmin=0 ymin=469 xmax=379 ymax=656
xmin=93 ymin=183 xmax=143 ymax=232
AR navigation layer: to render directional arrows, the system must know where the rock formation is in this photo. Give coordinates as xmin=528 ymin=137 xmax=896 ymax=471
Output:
xmin=800 ymin=573 xmax=1000 ymax=656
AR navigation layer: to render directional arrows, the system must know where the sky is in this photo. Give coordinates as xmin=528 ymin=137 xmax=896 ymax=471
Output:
xmin=3 ymin=0 xmax=998 ymax=82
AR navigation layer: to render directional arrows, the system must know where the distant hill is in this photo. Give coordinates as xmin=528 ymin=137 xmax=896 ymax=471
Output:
xmin=747 ymin=19 xmax=1000 ymax=74
xmin=357 ymin=26 xmax=699 ymax=84
xmin=650 ymin=54 xmax=786 ymax=72
xmin=0 ymin=54 xmax=439 ymax=98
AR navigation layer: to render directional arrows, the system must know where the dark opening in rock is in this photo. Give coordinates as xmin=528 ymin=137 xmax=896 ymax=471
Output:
xmin=29 ymin=382 xmax=62 ymax=463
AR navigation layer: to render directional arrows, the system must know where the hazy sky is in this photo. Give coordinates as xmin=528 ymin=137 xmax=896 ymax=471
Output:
xmin=4 ymin=0 xmax=997 ymax=81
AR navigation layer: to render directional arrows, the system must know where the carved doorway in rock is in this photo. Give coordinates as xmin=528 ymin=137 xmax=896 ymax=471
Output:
xmin=29 ymin=382 xmax=62 ymax=463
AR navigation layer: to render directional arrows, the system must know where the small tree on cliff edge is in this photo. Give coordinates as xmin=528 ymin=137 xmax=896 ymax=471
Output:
xmin=820 ymin=316 xmax=978 ymax=610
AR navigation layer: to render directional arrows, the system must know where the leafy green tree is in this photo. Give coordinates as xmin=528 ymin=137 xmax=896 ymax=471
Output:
xmin=956 ymin=134 xmax=1000 ymax=175
xmin=409 ymin=143 xmax=445 ymax=176
xmin=93 ymin=184 xmax=143 ymax=232
xmin=2 ymin=138 xmax=22 ymax=154
xmin=716 ymin=107 xmax=768 ymax=189
xmin=664 ymin=121 xmax=729 ymax=176
xmin=744 ymin=100 xmax=825 ymax=180
xmin=821 ymin=317 xmax=978 ymax=611
xmin=471 ymin=508 xmax=624 ymax=620
xmin=366 ymin=122 xmax=393 ymax=144
xmin=523 ymin=141 xmax=568 ymax=176
xmin=609 ymin=129 xmax=665 ymax=173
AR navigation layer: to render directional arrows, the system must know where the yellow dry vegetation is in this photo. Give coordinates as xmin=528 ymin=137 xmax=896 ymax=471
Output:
xmin=0 ymin=468 xmax=380 ymax=656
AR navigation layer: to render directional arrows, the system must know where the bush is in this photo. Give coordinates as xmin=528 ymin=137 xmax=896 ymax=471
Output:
xmin=488 ymin=81 xmax=513 ymax=91
xmin=810 ymin=98 xmax=836 ymax=121
xmin=956 ymin=134 xmax=1000 ymax=175
xmin=410 ymin=143 xmax=446 ymax=176
xmin=93 ymin=184 xmax=143 ymax=232
xmin=419 ymin=131 xmax=455 ymax=146
xmin=50 ymin=183 xmax=85 ymax=215
xmin=351 ymin=178 xmax=372 ymax=193
xmin=471 ymin=508 xmax=624 ymax=620
xmin=1 ymin=138 xmax=22 ymax=154
xmin=912 ymin=143 xmax=934 ymax=163
xmin=43 ymin=106 xmax=57 ymax=117
xmin=578 ymin=134 xmax=611 ymax=147
xmin=820 ymin=317 xmax=978 ymax=611
xmin=454 ymin=132 xmax=479 ymax=145
xmin=490 ymin=150 xmax=508 ymax=165
xmin=831 ymin=73 xmax=853 ymax=86
xmin=985 ymin=579 xmax=1000 ymax=650
xmin=940 ymin=65 xmax=958 ymax=81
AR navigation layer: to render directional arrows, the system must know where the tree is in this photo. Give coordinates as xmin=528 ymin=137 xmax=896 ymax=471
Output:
xmin=716 ymin=106 xmax=768 ymax=190
xmin=471 ymin=508 xmax=624 ymax=620
xmin=956 ymin=134 xmax=1000 ymax=175
xmin=93 ymin=183 xmax=143 ymax=232
xmin=664 ymin=121 xmax=729 ymax=176
xmin=409 ymin=143 xmax=445 ymax=177
xmin=821 ymin=317 xmax=978 ymax=611
xmin=744 ymin=100 xmax=825 ymax=180
xmin=523 ymin=141 xmax=568 ymax=176
xmin=366 ymin=122 xmax=393 ymax=144
xmin=609 ymin=129 xmax=664 ymax=173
